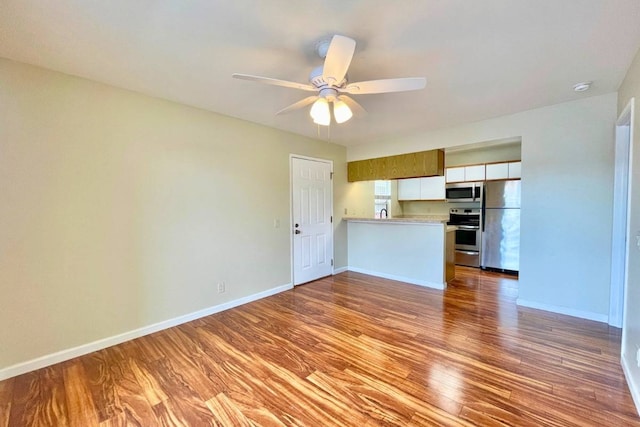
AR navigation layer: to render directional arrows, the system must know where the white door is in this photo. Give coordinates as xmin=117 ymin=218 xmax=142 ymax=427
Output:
xmin=292 ymin=157 xmax=333 ymax=285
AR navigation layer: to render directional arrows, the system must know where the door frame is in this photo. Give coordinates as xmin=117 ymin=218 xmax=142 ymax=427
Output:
xmin=289 ymin=154 xmax=334 ymax=286
xmin=610 ymin=98 xmax=634 ymax=329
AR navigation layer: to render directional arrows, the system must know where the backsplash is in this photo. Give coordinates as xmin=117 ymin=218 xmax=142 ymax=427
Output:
xmin=400 ymin=200 xmax=481 ymax=216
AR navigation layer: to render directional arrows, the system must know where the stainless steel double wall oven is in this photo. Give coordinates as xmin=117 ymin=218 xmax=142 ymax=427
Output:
xmin=448 ymin=208 xmax=482 ymax=267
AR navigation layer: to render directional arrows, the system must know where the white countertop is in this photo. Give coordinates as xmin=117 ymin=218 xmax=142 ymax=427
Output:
xmin=344 ymin=215 xmax=450 ymax=224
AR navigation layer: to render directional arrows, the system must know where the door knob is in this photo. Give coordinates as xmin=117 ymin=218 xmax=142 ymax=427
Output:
xmin=294 ymin=229 xmax=301 ymax=234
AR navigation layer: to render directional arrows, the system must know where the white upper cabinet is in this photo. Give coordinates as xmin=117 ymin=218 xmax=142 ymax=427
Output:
xmin=420 ymin=176 xmax=446 ymax=200
xmin=398 ymin=176 xmax=446 ymax=200
xmin=486 ymin=161 xmax=521 ymax=180
xmin=464 ymin=165 xmax=485 ymax=181
xmin=508 ymin=161 xmax=521 ymax=179
xmin=445 ymin=167 xmax=465 ymax=183
xmin=485 ymin=163 xmax=509 ymax=180
xmin=397 ymin=178 xmax=421 ymax=200
xmin=446 ymin=165 xmax=485 ymax=183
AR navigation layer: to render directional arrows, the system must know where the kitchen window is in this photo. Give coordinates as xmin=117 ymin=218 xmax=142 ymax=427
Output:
xmin=374 ymin=180 xmax=391 ymax=218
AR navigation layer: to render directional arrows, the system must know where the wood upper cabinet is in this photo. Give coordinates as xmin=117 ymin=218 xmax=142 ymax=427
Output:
xmin=347 ymin=149 xmax=444 ymax=182
xmin=347 ymin=158 xmax=385 ymax=182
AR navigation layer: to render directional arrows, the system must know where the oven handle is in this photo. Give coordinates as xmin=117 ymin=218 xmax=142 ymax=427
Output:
xmin=455 ymin=250 xmax=480 ymax=255
xmin=456 ymin=225 xmax=479 ymax=230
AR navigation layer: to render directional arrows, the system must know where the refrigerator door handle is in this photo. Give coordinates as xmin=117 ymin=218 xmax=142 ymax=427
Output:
xmin=481 ymin=191 xmax=486 ymax=232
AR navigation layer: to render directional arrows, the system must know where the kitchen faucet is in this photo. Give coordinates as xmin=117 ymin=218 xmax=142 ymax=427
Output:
xmin=380 ymin=208 xmax=388 ymax=218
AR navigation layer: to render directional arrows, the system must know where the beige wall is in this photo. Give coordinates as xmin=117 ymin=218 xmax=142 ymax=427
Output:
xmin=348 ymin=93 xmax=617 ymax=321
xmin=618 ymin=47 xmax=640 ymax=410
xmin=0 ymin=58 xmax=347 ymax=372
xmin=400 ymin=200 xmax=450 ymax=216
xmin=345 ymin=181 xmax=375 ymax=217
xmin=445 ymin=141 xmax=521 ymax=167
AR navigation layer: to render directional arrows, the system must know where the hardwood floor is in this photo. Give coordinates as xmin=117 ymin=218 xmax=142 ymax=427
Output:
xmin=1 ymin=267 xmax=638 ymax=426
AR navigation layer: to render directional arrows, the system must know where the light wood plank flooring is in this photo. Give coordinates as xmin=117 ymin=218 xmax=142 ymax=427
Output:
xmin=1 ymin=267 xmax=638 ymax=426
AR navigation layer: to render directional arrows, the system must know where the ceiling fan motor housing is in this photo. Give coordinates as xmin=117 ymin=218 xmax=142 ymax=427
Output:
xmin=309 ymin=66 xmax=346 ymax=90
xmin=318 ymin=87 xmax=339 ymax=102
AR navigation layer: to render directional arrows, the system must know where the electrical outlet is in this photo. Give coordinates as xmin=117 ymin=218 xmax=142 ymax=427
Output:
xmin=274 ymin=219 xmax=280 ymax=228
xmin=217 ymin=282 xmax=225 ymax=293
xmin=344 ymin=208 xmax=348 ymax=215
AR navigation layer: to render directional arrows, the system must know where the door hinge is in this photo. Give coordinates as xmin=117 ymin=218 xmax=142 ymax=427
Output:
xmin=331 ymin=259 xmax=334 ymax=266
xmin=331 ymin=216 xmax=333 ymax=223
xmin=330 ymin=172 xmax=334 ymax=179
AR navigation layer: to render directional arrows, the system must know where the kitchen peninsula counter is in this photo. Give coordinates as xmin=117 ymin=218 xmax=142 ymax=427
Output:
xmin=345 ymin=216 xmax=455 ymax=289
xmin=345 ymin=215 xmax=449 ymax=224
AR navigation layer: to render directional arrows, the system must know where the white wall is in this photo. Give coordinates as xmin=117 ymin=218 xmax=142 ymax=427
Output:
xmin=348 ymin=93 xmax=617 ymax=321
xmin=348 ymin=222 xmax=446 ymax=289
xmin=618 ymin=47 xmax=640 ymax=412
xmin=445 ymin=141 xmax=521 ymax=167
xmin=0 ymin=58 xmax=347 ymax=374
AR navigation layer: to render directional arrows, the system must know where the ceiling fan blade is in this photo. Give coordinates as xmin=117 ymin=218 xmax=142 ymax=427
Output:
xmin=276 ymin=96 xmax=319 ymax=115
xmin=342 ymin=77 xmax=426 ymax=95
xmin=232 ymin=73 xmax=316 ymax=92
xmin=322 ymin=35 xmax=356 ymax=86
xmin=338 ymin=95 xmax=367 ymax=116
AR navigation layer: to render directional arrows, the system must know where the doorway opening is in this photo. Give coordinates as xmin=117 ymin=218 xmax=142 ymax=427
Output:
xmin=610 ymin=98 xmax=634 ymax=328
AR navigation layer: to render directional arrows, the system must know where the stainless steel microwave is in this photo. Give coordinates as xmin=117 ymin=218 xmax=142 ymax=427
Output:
xmin=445 ymin=182 xmax=483 ymax=203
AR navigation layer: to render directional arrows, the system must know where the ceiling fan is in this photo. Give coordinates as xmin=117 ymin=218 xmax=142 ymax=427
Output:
xmin=232 ymin=35 xmax=426 ymax=126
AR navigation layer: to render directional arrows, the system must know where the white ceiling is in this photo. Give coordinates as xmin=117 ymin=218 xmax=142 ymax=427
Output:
xmin=1 ymin=1 xmax=639 ymax=147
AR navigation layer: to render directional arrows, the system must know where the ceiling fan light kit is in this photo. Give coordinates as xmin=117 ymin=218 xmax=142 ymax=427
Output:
xmin=233 ymin=35 xmax=427 ymax=126
xmin=310 ymin=98 xmax=331 ymax=126
xmin=333 ymin=99 xmax=353 ymax=124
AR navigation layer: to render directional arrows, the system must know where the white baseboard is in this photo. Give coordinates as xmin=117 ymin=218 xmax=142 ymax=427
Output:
xmin=0 ymin=283 xmax=292 ymax=381
xmin=347 ymin=267 xmax=445 ymax=290
xmin=516 ymin=298 xmax=608 ymax=323
xmin=333 ymin=266 xmax=348 ymax=274
xmin=622 ymin=353 xmax=640 ymax=416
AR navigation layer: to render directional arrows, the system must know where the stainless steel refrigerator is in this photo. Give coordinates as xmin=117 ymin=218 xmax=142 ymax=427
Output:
xmin=481 ymin=180 xmax=521 ymax=272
